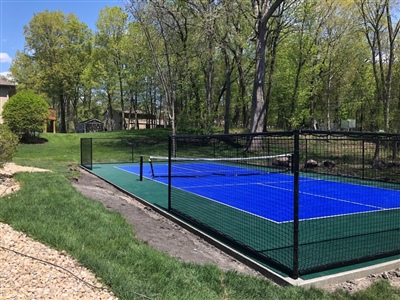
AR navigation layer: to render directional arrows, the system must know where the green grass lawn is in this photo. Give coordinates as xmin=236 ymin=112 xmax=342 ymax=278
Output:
xmin=1 ymin=129 xmax=399 ymax=299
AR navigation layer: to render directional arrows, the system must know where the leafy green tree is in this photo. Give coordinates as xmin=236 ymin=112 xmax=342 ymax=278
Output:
xmin=0 ymin=125 xmax=19 ymax=168
xmin=124 ymin=22 xmax=156 ymax=130
xmin=10 ymin=51 xmax=41 ymax=92
xmin=128 ymin=1 xmax=178 ymax=137
xmin=9 ymin=1 xmax=400 ymax=135
xmin=214 ymin=0 xmax=253 ymax=133
xmin=356 ymin=0 xmax=400 ymax=132
xmin=11 ymin=10 xmax=91 ymax=133
xmin=94 ymin=6 xmax=129 ymax=130
xmin=2 ymin=91 xmax=49 ymax=138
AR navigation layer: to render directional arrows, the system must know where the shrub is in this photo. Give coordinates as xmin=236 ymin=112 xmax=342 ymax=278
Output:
xmin=0 ymin=124 xmax=19 ymax=168
xmin=2 ymin=90 xmax=49 ymax=138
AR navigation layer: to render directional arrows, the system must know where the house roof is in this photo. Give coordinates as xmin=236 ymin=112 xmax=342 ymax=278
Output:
xmin=103 ymin=109 xmax=150 ymax=115
xmin=0 ymin=78 xmax=16 ymax=86
xmin=77 ymin=118 xmax=104 ymax=124
xmin=103 ymin=109 xmax=156 ymax=119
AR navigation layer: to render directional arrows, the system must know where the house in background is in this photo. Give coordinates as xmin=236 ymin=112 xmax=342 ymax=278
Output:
xmin=103 ymin=109 xmax=163 ymax=131
xmin=0 ymin=78 xmax=17 ymax=124
xmin=76 ymin=118 xmax=104 ymax=133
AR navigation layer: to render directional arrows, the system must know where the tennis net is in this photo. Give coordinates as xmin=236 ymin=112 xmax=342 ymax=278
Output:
xmin=148 ymin=154 xmax=293 ymax=178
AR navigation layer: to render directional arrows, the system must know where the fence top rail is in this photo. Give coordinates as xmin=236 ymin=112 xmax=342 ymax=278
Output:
xmin=301 ymin=130 xmax=400 ymax=138
xmin=80 ymin=137 xmax=168 ymax=141
xmin=171 ymin=131 xmax=295 ymax=139
xmin=80 ymin=131 xmax=400 ymax=142
xmin=171 ymin=130 xmax=400 ymax=139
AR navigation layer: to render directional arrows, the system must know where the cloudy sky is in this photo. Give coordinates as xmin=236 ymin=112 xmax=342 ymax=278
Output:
xmin=0 ymin=0 xmax=122 ymax=78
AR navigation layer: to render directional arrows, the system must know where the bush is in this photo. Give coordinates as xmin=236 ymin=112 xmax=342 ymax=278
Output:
xmin=2 ymin=90 xmax=49 ymax=138
xmin=0 ymin=124 xmax=19 ymax=168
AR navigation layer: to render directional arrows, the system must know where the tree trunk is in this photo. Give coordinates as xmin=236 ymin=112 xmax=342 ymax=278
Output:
xmin=129 ymin=94 xmax=134 ymax=130
xmin=235 ymin=51 xmax=248 ymax=128
xmin=249 ymin=0 xmax=285 ymax=135
xmin=59 ymin=90 xmax=66 ymax=133
xmin=250 ymin=24 xmax=268 ymax=135
xmin=223 ymin=49 xmax=232 ymax=134
xmin=118 ymin=70 xmax=126 ymax=130
xmin=106 ymin=91 xmax=114 ymax=131
xmin=247 ymin=0 xmax=284 ymax=150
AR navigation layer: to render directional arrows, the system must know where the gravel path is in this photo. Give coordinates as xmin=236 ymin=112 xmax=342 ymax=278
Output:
xmin=0 ymin=164 xmax=117 ymax=299
xmin=0 ymin=223 xmax=117 ymax=299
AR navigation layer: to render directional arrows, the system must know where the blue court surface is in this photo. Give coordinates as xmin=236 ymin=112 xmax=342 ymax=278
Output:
xmin=116 ymin=163 xmax=400 ymax=223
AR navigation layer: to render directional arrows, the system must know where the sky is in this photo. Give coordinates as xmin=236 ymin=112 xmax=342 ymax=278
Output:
xmin=0 ymin=0 xmax=122 ymax=78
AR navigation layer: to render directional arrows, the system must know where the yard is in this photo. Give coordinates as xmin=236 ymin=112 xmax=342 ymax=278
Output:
xmin=1 ymin=130 xmax=400 ymax=299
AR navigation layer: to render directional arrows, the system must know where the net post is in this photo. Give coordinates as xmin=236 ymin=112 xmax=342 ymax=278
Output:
xmin=292 ymin=130 xmax=300 ymax=279
xmin=149 ymin=157 xmax=155 ymax=178
xmin=139 ymin=156 xmax=143 ymax=181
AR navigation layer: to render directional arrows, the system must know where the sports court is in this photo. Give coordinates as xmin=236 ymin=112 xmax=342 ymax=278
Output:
xmin=82 ymin=130 xmax=400 ymax=282
xmin=117 ymin=160 xmax=400 ymax=223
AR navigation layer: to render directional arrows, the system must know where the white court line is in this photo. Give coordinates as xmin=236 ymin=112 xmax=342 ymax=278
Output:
xmin=178 ymin=180 xmax=294 ymax=189
xmin=258 ymin=182 xmax=386 ymax=210
xmin=114 ymin=165 xmax=399 ymax=222
xmin=115 ymin=164 xmax=388 ymax=212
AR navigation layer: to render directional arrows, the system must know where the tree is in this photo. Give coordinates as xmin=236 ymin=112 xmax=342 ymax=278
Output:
xmin=2 ymin=90 xmax=49 ymax=139
xmin=286 ymin=0 xmax=331 ymax=129
xmin=281 ymin=0 xmax=359 ymax=130
xmin=214 ymin=0 xmax=254 ymax=133
xmin=95 ymin=6 xmax=129 ymax=130
xmin=8 ymin=2 xmax=400 ymax=135
xmin=8 ymin=52 xmax=40 ymax=92
xmin=124 ymin=22 xmax=156 ymax=130
xmin=356 ymin=0 xmax=400 ymax=132
xmin=62 ymin=17 xmax=93 ymax=130
xmin=127 ymin=0 xmax=178 ymax=137
xmin=0 ymin=125 xmax=19 ymax=168
xmin=249 ymin=0 xmax=285 ymax=135
xmin=11 ymin=10 xmax=91 ymax=133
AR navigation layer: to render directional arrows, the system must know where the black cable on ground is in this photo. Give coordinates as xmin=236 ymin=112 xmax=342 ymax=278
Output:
xmin=0 ymin=245 xmax=154 ymax=299
xmin=0 ymin=244 xmax=106 ymax=290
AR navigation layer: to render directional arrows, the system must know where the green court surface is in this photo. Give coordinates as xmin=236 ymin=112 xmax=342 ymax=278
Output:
xmin=90 ymin=163 xmax=168 ymax=208
xmin=88 ymin=162 xmax=400 ymax=281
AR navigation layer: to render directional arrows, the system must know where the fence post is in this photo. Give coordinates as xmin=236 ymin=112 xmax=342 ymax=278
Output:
xmin=80 ymin=138 xmax=83 ymax=166
xmin=293 ymin=130 xmax=300 ymax=279
xmin=131 ymin=141 xmax=134 ymax=163
xmin=80 ymin=138 xmax=93 ymax=170
xmin=139 ymin=156 xmax=143 ymax=181
xmin=168 ymin=135 xmax=172 ymax=211
xmin=362 ymin=136 xmax=365 ymax=180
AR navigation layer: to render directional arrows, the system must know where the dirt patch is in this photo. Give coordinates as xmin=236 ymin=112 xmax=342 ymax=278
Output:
xmin=71 ymin=168 xmax=261 ymax=276
xmin=0 ymin=163 xmax=50 ymax=197
xmin=323 ymin=270 xmax=400 ymax=294
xmin=0 ymin=175 xmax=19 ymax=197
